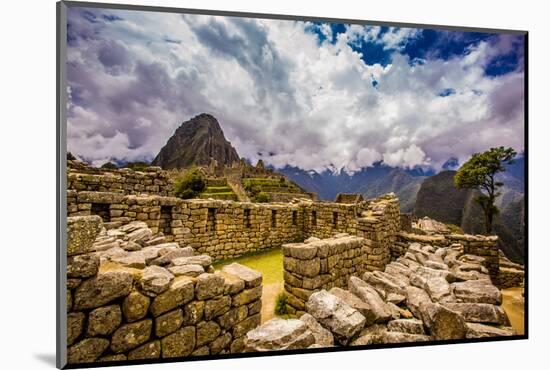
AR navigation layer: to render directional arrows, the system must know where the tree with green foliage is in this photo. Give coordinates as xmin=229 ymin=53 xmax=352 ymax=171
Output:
xmin=174 ymin=167 xmax=206 ymax=199
xmin=454 ymin=146 xmax=517 ymax=234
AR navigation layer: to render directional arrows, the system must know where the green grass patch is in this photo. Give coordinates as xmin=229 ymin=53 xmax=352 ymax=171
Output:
xmin=213 ymin=247 xmax=283 ymax=285
xmin=205 ymin=186 xmax=233 ymax=194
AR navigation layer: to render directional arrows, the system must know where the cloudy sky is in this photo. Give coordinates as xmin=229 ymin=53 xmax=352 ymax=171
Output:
xmin=66 ymin=6 xmax=525 ymax=172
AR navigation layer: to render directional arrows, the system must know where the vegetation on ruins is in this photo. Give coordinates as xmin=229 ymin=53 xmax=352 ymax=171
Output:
xmin=454 ymin=146 xmax=517 ymax=234
xmin=124 ymin=161 xmax=151 ymax=171
xmin=173 ymin=167 xmax=206 ymax=199
xmin=274 ymin=292 xmax=288 ymax=315
xmin=254 ymin=192 xmax=269 ymax=203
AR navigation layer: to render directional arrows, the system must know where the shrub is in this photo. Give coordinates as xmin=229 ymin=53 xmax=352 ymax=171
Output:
xmin=254 ymin=192 xmax=269 ymax=203
xmin=124 ymin=161 xmax=150 ymax=171
xmin=446 ymin=223 xmax=464 ymax=234
xmin=174 ymin=168 xmax=206 ymax=199
xmin=274 ymin=292 xmax=288 ymax=316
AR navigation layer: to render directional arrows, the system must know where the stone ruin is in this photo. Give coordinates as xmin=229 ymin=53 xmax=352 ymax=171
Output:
xmin=64 ymin=164 xmax=525 ymax=364
xmin=66 ymin=216 xmax=262 ymax=364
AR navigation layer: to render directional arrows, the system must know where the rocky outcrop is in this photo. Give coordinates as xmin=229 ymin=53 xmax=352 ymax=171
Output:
xmin=152 ymin=113 xmax=240 ymax=169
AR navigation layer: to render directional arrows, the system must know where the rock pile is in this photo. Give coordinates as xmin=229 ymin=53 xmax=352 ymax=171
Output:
xmin=66 ymin=216 xmax=263 ymax=364
xmin=245 ymin=241 xmax=515 ymax=352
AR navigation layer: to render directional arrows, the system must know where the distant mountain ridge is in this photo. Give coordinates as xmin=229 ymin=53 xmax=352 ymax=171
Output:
xmin=152 ymin=113 xmax=240 ymax=169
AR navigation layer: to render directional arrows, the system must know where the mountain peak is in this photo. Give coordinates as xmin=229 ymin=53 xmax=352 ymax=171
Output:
xmin=152 ymin=114 xmax=240 ymax=169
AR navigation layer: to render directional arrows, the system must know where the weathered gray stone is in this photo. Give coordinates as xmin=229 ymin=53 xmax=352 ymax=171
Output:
xmin=350 ymin=324 xmax=387 ymax=346
xmin=68 ymin=338 xmax=110 ymax=364
xmin=245 ymin=318 xmax=316 ymax=352
xmin=183 ymin=300 xmax=205 ymax=325
xmin=419 ymin=302 xmax=467 ymax=340
xmin=67 ymin=216 xmax=102 ymax=256
xmin=405 ymin=286 xmax=433 ymax=319
xmin=98 ymin=354 xmax=127 ymax=362
xmin=210 ymin=332 xmax=232 ymax=354
xmin=217 ymin=306 xmax=248 ymax=329
xmin=283 ymin=256 xmax=320 ymax=278
xmin=452 ymin=280 xmax=502 ymax=305
xmin=150 ymin=277 xmax=195 ymax=316
xmin=67 ymin=254 xmax=100 ymax=278
xmin=140 ymin=266 xmax=174 ymax=296
xmin=306 ymin=290 xmax=365 ymax=344
xmin=283 ymin=244 xmax=318 ymax=260
xmin=111 ymin=253 xmax=146 ymax=269
xmin=74 ymin=271 xmax=133 ymax=310
xmin=67 ymin=312 xmax=85 ymax=346
xmin=171 ymin=255 xmax=213 ymax=268
xmin=161 ymin=326 xmax=196 ymax=358
xmin=111 ymin=319 xmax=153 ymax=353
xmin=150 ymin=247 xmax=195 ymax=266
xmin=197 ymin=321 xmax=221 ymax=347
xmin=222 ymin=263 xmax=263 ymax=288
xmin=122 ymin=290 xmax=150 ymax=322
xmin=387 ymin=318 xmax=425 ymax=335
xmin=300 ymin=313 xmax=334 ymax=346
xmin=232 ymin=286 xmax=263 ymax=307
xmin=87 ymin=304 xmax=122 ymax=336
xmin=215 ymin=270 xmax=246 ymax=295
xmin=329 ymin=287 xmax=377 ymax=326
xmin=381 ymin=331 xmax=431 ymax=343
xmin=168 ymin=264 xmax=204 ymax=277
xmin=466 ymin=323 xmax=516 ymax=338
xmin=233 ymin=314 xmax=261 ymax=338
xmin=126 ymin=227 xmax=153 ymax=245
xmin=195 ymin=273 xmax=225 ymax=300
xmin=155 ymin=309 xmax=184 ymax=337
xmin=362 ymin=272 xmax=406 ymax=297
xmin=204 ymin=296 xmax=232 ymax=320
xmin=425 ymin=276 xmax=455 ymax=303
xmin=445 ymin=303 xmax=509 ymax=325
xmin=128 ymin=340 xmax=161 ymax=360
xmin=348 ymin=277 xmax=392 ymax=323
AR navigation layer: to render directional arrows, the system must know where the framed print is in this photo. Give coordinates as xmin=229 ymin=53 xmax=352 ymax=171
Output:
xmin=57 ymin=1 xmax=527 ymax=368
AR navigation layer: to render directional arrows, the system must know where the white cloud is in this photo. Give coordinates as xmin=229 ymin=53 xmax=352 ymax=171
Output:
xmin=66 ymin=8 xmax=525 ymax=173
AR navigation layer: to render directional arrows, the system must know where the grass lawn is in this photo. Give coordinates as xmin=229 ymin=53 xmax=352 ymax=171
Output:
xmin=213 ymin=247 xmax=283 ymax=285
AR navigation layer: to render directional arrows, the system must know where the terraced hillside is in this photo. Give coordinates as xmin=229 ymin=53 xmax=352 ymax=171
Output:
xmin=243 ymin=177 xmax=313 ymax=202
xmin=199 ymin=177 xmax=238 ymax=201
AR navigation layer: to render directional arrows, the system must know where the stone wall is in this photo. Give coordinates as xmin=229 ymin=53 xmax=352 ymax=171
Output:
xmin=355 ymin=194 xmax=401 ymax=271
xmin=282 ymin=235 xmax=367 ymax=316
xmin=69 ymin=192 xmax=366 ymax=261
xmin=66 ymin=216 xmax=262 ymax=365
xmin=68 ymin=164 xmax=173 ymax=197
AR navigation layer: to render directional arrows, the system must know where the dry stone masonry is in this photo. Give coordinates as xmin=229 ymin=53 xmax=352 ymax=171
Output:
xmin=246 ymin=241 xmax=516 ymax=353
xmin=66 ymin=217 xmax=262 ymax=365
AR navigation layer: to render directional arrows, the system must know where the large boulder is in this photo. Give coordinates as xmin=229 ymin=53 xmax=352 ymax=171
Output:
xmin=419 ymin=302 xmax=467 ymax=340
xmin=405 ymin=286 xmax=433 ymax=319
xmin=444 ymin=303 xmax=509 ymax=325
xmin=300 ymin=313 xmax=334 ymax=347
xmin=140 ymin=266 xmax=174 ymax=296
xmin=73 ymin=271 xmax=133 ymax=310
xmin=348 ymin=277 xmax=392 ymax=323
xmin=452 ymin=280 xmax=502 ymax=305
xmin=67 ymin=216 xmax=102 ymax=256
xmin=329 ymin=287 xmax=377 ymax=326
xmin=306 ymin=290 xmax=365 ymax=344
xmin=244 ymin=318 xmax=316 ymax=351
xmin=221 ymin=263 xmax=262 ymax=288
xmin=466 ymin=323 xmax=516 ymax=338
xmin=387 ymin=318 xmax=425 ymax=335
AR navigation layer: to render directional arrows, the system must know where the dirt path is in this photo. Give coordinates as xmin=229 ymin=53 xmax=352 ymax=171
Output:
xmin=501 ymin=287 xmax=525 ymax=335
xmin=261 ymin=282 xmax=284 ymax=323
